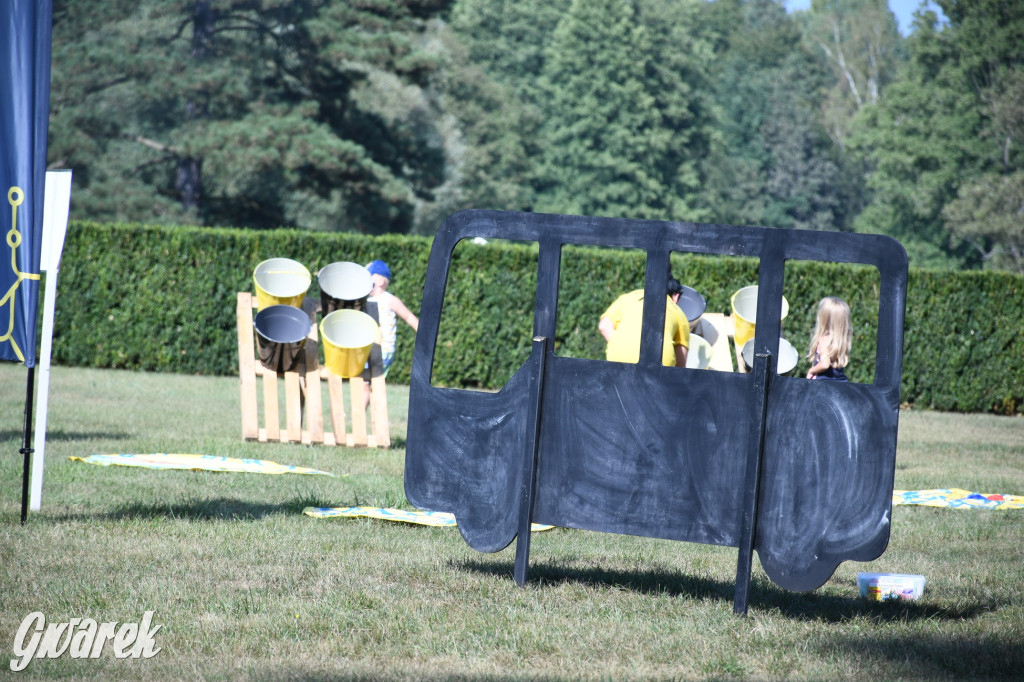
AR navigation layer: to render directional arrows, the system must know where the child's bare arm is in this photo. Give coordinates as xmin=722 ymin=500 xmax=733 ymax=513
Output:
xmin=390 ymin=295 xmax=419 ymax=332
xmin=805 ymin=338 xmax=831 ymax=378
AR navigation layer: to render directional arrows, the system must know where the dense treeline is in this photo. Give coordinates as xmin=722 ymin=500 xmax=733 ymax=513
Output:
xmin=49 ymin=0 xmax=1023 ymax=272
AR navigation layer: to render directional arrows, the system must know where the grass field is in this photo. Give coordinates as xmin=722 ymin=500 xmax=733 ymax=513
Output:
xmin=1 ymin=362 xmax=1022 ymax=680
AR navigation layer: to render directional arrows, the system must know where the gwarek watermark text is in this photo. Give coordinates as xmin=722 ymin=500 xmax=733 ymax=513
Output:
xmin=10 ymin=611 xmax=161 ymax=672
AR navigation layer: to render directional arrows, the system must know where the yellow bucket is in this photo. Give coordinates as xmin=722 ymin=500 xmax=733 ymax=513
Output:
xmin=730 ymin=285 xmax=789 ymax=349
xmin=320 ymin=309 xmax=379 ymax=378
xmin=253 ymin=258 xmax=311 ymax=311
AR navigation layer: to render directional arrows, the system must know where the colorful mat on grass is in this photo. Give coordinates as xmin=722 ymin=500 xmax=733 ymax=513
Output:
xmin=303 ymin=505 xmax=555 ymax=531
xmin=306 ymin=491 xmax=1024 ymax=527
xmin=69 ymin=454 xmax=334 ymax=476
xmin=893 ymin=488 xmax=1024 ymax=510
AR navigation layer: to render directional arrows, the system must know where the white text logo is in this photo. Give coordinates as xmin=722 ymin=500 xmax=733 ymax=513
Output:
xmin=10 ymin=611 xmax=162 ymax=672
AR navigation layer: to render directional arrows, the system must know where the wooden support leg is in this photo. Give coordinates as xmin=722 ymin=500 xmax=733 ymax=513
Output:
xmin=349 ymin=378 xmax=368 ymax=446
xmin=514 ymin=336 xmax=549 ymax=587
xmin=301 ymin=369 xmax=323 ymax=445
xmin=369 ymin=373 xmax=390 ymax=449
xmin=734 ymin=348 xmax=772 ymax=615
xmin=300 ymin=298 xmax=323 ymax=445
xmin=261 ymin=367 xmax=280 ymax=442
xmin=236 ymin=293 xmax=259 ymax=440
xmin=325 ymin=370 xmax=347 ymax=447
xmin=284 ymin=371 xmax=302 ymax=443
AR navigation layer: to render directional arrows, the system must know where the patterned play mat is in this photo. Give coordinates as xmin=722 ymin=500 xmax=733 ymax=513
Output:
xmin=304 ymin=505 xmax=555 ymax=531
xmin=893 ymin=488 xmax=1024 ymax=510
xmin=305 ymin=491 xmax=1022 ymax=530
xmin=69 ymin=453 xmax=334 ymax=476
xmin=68 ymin=456 xmax=1021 ymax=513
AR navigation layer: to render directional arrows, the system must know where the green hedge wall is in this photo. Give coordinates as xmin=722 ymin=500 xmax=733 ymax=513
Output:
xmin=52 ymin=221 xmax=430 ymax=381
xmin=903 ymin=269 xmax=1023 ymax=415
xmin=50 ymin=221 xmax=1023 ymax=415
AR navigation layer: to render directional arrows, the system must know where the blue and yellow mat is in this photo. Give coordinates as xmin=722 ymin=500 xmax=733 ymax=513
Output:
xmin=70 ymin=453 xmax=334 ymax=476
xmin=69 ymin=455 xmax=1021 ymax=513
xmin=304 ymin=505 xmax=555 ymax=531
xmin=307 ymin=492 xmax=1023 ymax=530
xmin=893 ymin=488 xmax=1024 ymax=510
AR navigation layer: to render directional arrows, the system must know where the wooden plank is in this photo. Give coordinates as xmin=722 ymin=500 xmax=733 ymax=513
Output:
xmin=734 ymin=336 xmax=749 ymax=373
xmin=285 ymin=371 xmax=302 ymax=443
xmin=370 ymin=373 xmax=390 ymax=449
xmin=236 ymin=293 xmax=259 ymax=440
xmin=301 ymin=298 xmax=323 ymax=445
xmin=349 ymin=378 xmax=368 ymax=447
xmin=697 ymin=313 xmax=736 ymax=373
xmin=325 ymin=370 xmax=347 ymax=446
xmin=364 ymin=343 xmax=390 ymax=448
xmin=703 ymin=312 xmax=748 ymax=372
xmin=261 ymin=366 xmax=280 ymax=442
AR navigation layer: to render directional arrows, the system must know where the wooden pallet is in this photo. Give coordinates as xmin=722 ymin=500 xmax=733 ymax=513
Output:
xmin=236 ymin=292 xmax=390 ymax=448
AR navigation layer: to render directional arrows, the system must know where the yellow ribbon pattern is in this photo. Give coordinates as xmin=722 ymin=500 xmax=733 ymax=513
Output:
xmin=2 ymin=186 xmax=42 ymax=362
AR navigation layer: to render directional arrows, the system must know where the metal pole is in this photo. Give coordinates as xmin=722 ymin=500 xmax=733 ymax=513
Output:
xmin=20 ymin=365 xmax=36 ymax=525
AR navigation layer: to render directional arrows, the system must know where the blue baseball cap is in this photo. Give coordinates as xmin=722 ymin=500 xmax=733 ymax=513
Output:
xmin=366 ymin=260 xmax=392 ymax=280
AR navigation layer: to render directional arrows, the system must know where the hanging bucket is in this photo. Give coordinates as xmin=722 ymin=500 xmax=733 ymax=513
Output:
xmin=318 ymin=261 xmax=373 ymax=315
xmin=320 ymin=309 xmax=379 ymax=378
xmin=253 ymin=258 xmax=311 ymax=311
xmin=730 ymin=285 xmax=789 ymax=349
xmin=253 ymin=304 xmax=312 ymax=373
xmin=741 ymin=337 xmax=799 ymax=375
xmin=678 ymin=286 xmax=707 ymax=327
xmin=684 ymin=334 xmax=713 ymax=370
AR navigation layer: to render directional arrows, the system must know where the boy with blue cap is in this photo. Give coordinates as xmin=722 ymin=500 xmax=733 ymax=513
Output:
xmin=365 ymin=260 xmax=419 ymax=378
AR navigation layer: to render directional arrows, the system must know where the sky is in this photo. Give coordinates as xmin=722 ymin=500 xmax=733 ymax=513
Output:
xmin=783 ymin=0 xmax=947 ymax=36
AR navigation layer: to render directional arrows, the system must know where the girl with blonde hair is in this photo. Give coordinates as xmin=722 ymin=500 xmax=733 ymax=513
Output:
xmin=806 ymin=296 xmax=851 ymax=381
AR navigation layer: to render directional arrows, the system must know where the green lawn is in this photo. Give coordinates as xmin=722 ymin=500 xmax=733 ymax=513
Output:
xmin=1 ymin=363 xmax=1022 ymax=680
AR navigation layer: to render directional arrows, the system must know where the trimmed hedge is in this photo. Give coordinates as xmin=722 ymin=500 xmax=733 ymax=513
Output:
xmin=50 ymin=221 xmax=1023 ymax=415
xmin=903 ymin=269 xmax=1023 ymax=415
xmin=52 ymin=222 xmax=430 ymax=381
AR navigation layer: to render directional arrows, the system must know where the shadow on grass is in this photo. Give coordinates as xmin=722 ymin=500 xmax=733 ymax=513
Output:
xmin=0 ymin=429 xmax=130 ymax=442
xmin=822 ymin=631 xmax=1023 ymax=679
xmin=457 ymin=555 xmax=737 ymax=600
xmin=248 ymin=671 xmax=533 ymax=682
xmin=455 ymin=558 xmax=1002 ymax=623
xmin=749 ymin=575 xmax=1002 ymax=622
xmin=54 ymin=495 xmax=333 ymax=522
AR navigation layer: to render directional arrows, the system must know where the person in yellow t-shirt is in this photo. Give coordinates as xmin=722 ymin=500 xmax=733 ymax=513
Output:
xmin=598 ymin=277 xmax=689 ymax=367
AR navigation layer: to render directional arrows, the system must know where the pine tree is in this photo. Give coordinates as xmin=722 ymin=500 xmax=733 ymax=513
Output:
xmin=533 ymin=0 xmax=671 ymax=219
xmin=48 ymin=0 xmax=454 ymax=233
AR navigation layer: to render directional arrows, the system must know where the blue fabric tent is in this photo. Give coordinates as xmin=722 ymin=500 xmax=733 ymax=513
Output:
xmin=2 ymin=0 xmax=54 ymax=524
xmin=1 ymin=0 xmax=53 ymax=368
